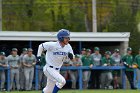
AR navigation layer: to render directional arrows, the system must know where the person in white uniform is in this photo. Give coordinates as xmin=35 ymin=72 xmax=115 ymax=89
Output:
xmin=37 ymin=29 xmax=74 ymax=93
xmin=0 ymin=52 xmax=8 ymax=91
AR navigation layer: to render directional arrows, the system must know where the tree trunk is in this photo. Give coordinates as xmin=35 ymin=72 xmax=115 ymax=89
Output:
xmin=27 ymin=0 xmax=33 ymax=31
xmin=131 ymin=0 xmax=139 ymax=16
xmin=0 ymin=0 xmax=2 ymax=31
xmin=85 ymin=14 xmax=91 ymax=32
xmin=84 ymin=0 xmax=91 ymax=32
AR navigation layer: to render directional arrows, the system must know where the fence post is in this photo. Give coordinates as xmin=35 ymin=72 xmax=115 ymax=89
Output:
xmin=79 ymin=67 xmax=83 ymax=90
xmin=122 ymin=68 xmax=126 ymax=89
xmin=7 ymin=66 xmax=10 ymax=91
xmin=133 ymin=69 xmax=137 ymax=88
xmin=35 ymin=65 xmax=39 ymax=90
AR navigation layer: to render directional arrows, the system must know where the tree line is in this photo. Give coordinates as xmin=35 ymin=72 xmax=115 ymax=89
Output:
xmin=2 ymin=0 xmax=140 ymax=54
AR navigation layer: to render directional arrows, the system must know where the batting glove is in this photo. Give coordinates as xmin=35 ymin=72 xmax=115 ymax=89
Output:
xmin=68 ymin=52 xmax=73 ymax=60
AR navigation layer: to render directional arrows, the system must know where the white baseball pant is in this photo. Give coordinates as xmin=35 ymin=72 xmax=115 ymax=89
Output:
xmin=43 ymin=64 xmax=66 ymax=93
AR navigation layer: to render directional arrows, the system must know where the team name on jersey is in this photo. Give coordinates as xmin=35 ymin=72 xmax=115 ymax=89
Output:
xmin=27 ymin=59 xmax=34 ymax=61
xmin=53 ymin=52 xmax=67 ymax=56
xmin=9 ymin=59 xmax=18 ymax=62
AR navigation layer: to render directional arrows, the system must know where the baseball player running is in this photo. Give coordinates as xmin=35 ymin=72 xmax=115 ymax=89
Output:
xmin=0 ymin=52 xmax=8 ymax=91
xmin=37 ymin=29 xmax=74 ymax=93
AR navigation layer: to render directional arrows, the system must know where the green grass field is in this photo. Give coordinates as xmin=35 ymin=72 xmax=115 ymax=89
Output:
xmin=2 ymin=90 xmax=140 ymax=93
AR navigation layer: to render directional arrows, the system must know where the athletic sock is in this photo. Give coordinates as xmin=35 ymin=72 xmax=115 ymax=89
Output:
xmin=52 ymin=85 xmax=60 ymax=93
xmin=42 ymin=90 xmax=44 ymax=93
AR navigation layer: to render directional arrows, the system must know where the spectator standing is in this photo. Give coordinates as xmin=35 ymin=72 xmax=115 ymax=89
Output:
xmin=101 ymin=51 xmax=113 ymax=89
xmin=111 ymin=49 xmax=122 ymax=89
xmin=23 ymin=48 xmax=36 ymax=91
xmin=38 ymin=52 xmax=47 ymax=89
xmin=0 ymin=52 xmax=8 ymax=91
xmin=70 ymin=54 xmax=82 ymax=89
xmin=134 ymin=48 xmax=140 ymax=88
xmin=7 ymin=48 xmax=20 ymax=91
xmin=90 ymin=47 xmax=102 ymax=89
xmin=122 ymin=47 xmax=137 ymax=89
xmin=19 ymin=48 xmax=27 ymax=91
xmin=81 ymin=49 xmax=93 ymax=89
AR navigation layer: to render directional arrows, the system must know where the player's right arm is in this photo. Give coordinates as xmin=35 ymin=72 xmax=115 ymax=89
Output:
xmin=37 ymin=43 xmax=44 ymax=57
xmin=37 ymin=42 xmax=53 ymax=64
xmin=37 ymin=42 xmax=52 ymax=57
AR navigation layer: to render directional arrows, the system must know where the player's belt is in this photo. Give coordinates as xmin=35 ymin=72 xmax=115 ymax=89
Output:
xmin=11 ymin=67 xmax=19 ymax=69
xmin=49 ymin=66 xmax=59 ymax=70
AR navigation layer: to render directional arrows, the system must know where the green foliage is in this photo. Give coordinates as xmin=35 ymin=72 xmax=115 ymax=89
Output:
xmin=108 ymin=0 xmax=135 ymax=32
xmin=105 ymin=0 xmax=140 ymax=54
xmin=2 ymin=0 xmax=89 ymax=32
xmin=92 ymin=0 xmax=140 ymax=54
xmin=2 ymin=0 xmax=140 ymax=53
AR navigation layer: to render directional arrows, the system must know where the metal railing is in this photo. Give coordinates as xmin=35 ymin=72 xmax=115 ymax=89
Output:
xmin=1 ymin=65 xmax=138 ymax=91
xmin=35 ymin=65 xmax=126 ymax=90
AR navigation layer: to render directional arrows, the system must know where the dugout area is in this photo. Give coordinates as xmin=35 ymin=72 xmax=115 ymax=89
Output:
xmin=0 ymin=31 xmax=130 ymax=55
xmin=0 ymin=31 xmax=131 ymax=89
xmin=0 ymin=41 xmax=122 ymax=56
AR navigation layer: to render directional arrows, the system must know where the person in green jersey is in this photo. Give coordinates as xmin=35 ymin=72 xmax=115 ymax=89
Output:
xmin=122 ymin=47 xmax=137 ymax=89
xmin=100 ymin=51 xmax=113 ymax=89
xmin=81 ymin=49 xmax=93 ymax=89
xmin=38 ymin=52 xmax=47 ymax=89
xmin=80 ymin=48 xmax=86 ymax=59
xmin=134 ymin=48 xmax=140 ymax=88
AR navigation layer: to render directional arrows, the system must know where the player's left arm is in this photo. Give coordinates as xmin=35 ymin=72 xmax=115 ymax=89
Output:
xmin=68 ymin=45 xmax=75 ymax=62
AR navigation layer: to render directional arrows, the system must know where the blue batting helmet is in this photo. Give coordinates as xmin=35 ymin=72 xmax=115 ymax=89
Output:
xmin=57 ymin=29 xmax=70 ymax=41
